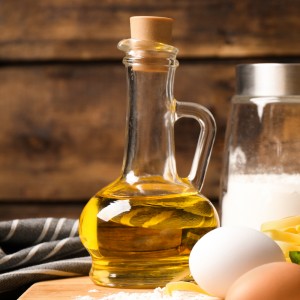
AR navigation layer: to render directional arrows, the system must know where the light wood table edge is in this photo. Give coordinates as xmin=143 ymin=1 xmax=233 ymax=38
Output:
xmin=19 ymin=276 xmax=154 ymax=299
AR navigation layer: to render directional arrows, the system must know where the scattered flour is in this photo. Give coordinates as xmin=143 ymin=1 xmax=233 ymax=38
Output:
xmin=74 ymin=288 xmax=220 ymax=300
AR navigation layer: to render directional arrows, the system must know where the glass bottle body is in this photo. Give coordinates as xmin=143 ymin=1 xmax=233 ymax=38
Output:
xmin=79 ymin=40 xmax=219 ymax=288
xmin=80 ymin=177 xmax=218 ymax=288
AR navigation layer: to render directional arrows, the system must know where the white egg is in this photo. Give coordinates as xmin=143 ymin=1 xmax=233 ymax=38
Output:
xmin=189 ymin=226 xmax=285 ymax=298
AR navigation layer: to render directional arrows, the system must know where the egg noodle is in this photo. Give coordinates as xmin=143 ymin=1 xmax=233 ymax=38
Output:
xmin=261 ymin=215 xmax=300 ymax=262
xmin=164 ymin=282 xmax=212 ymax=296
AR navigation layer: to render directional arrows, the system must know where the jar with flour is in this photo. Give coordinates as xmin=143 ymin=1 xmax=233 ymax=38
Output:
xmin=221 ymin=63 xmax=300 ymax=230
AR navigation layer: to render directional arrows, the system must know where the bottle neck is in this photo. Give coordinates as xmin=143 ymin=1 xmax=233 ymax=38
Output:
xmin=122 ymin=66 xmax=178 ymax=181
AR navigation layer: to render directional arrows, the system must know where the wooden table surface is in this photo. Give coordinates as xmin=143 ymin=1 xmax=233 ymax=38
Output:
xmin=19 ymin=276 xmax=153 ymax=299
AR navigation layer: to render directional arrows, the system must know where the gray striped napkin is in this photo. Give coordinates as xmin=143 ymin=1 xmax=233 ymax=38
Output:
xmin=0 ymin=218 xmax=91 ymax=295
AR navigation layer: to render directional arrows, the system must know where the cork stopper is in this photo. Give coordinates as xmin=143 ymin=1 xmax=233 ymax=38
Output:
xmin=130 ymin=16 xmax=173 ymax=45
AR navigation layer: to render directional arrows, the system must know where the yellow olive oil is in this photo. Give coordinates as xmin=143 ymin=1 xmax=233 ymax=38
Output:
xmin=79 ymin=178 xmax=219 ymax=288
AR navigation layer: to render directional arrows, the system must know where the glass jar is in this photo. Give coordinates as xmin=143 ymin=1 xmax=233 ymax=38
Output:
xmin=221 ymin=63 xmax=300 ymax=230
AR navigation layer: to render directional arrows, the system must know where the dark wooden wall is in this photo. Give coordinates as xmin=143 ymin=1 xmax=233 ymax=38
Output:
xmin=1 ymin=0 xmax=300 ymax=220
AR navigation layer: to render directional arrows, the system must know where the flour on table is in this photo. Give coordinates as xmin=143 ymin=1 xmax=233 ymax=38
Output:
xmin=74 ymin=287 xmax=220 ymax=300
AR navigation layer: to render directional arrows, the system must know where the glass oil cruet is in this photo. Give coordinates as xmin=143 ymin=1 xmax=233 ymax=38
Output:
xmin=79 ymin=16 xmax=219 ymax=288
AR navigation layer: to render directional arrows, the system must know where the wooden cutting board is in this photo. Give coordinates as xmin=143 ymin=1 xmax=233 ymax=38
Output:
xmin=19 ymin=276 xmax=153 ymax=299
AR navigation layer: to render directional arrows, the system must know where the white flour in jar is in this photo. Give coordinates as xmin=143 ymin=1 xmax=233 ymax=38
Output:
xmin=221 ymin=173 xmax=300 ymax=230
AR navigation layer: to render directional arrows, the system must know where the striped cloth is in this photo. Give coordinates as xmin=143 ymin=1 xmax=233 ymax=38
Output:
xmin=0 ymin=218 xmax=91 ymax=294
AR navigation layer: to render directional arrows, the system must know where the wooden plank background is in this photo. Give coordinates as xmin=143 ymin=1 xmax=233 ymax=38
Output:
xmin=0 ymin=0 xmax=300 ymax=220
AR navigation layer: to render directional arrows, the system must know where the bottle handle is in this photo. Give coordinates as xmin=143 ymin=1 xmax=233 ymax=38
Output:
xmin=175 ymin=100 xmax=216 ymax=191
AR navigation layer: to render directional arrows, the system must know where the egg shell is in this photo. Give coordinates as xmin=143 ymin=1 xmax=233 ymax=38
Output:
xmin=226 ymin=262 xmax=300 ymax=300
xmin=189 ymin=226 xmax=285 ymax=298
